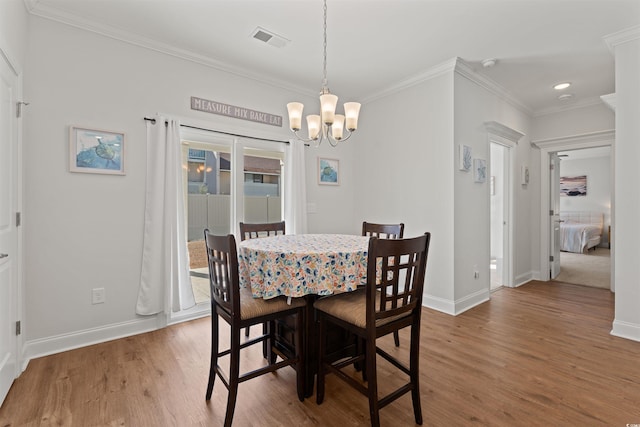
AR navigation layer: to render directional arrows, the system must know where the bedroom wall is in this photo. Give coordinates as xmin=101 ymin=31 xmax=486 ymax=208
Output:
xmin=22 ymin=15 xmax=358 ymax=359
xmin=559 ymin=154 xmax=611 ymax=247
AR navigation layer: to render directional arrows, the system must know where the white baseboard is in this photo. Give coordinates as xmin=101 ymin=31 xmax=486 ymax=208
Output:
xmin=515 ymin=270 xmax=538 ymax=286
xmin=21 ymin=316 xmax=160 ymax=372
xmin=423 ymin=288 xmax=490 ymax=316
xmin=611 ymin=319 xmax=640 ymax=343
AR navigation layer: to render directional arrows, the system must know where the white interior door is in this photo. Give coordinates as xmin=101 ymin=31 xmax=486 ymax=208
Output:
xmin=0 ymin=50 xmax=19 ymax=406
xmin=550 ymin=153 xmax=561 ymax=279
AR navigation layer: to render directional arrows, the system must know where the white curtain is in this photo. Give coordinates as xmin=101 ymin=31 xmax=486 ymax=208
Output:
xmin=136 ymin=115 xmax=196 ymax=315
xmin=284 ymin=140 xmax=308 ymax=234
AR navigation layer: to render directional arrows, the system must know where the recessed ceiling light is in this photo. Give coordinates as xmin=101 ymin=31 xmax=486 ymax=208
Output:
xmin=554 ymin=82 xmax=571 ymax=90
xmin=558 ymin=93 xmax=574 ymax=101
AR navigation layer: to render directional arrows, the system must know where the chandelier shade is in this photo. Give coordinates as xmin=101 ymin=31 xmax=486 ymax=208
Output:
xmin=286 ymin=0 xmax=361 ymax=147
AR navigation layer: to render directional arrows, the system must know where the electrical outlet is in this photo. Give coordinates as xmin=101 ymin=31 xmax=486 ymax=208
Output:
xmin=92 ymin=288 xmax=106 ymax=304
xmin=474 ymin=271 xmax=480 ymax=279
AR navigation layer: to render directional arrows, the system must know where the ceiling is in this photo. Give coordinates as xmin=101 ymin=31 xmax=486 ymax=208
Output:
xmin=25 ymin=0 xmax=640 ymax=115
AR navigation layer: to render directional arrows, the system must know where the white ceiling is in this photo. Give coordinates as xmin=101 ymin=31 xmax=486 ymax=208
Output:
xmin=25 ymin=0 xmax=640 ymax=115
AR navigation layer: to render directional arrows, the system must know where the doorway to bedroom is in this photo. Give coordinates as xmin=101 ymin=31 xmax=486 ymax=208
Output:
xmin=552 ymin=146 xmax=612 ymax=290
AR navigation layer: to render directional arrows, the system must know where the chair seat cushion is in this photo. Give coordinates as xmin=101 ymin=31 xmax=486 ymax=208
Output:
xmin=314 ymin=289 xmax=410 ymax=329
xmin=239 ymin=286 xmax=306 ymax=320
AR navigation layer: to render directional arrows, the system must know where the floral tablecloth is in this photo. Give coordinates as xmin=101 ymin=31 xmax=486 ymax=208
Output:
xmin=238 ymin=234 xmax=370 ymax=299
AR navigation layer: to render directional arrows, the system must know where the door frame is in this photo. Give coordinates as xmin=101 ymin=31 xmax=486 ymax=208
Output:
xmin=532 ymin=130 xmax=615 ymax=285
xmin=489 ymin=140 xmax=513 ymax=288
xmin=0 ymin=42 xmax=24 ymax=404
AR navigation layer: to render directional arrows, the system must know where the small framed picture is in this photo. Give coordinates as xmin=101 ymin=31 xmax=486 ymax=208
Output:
xmin=459 ymin=144 xmax=472 ymax=172
xmin=318 ymin=157 xmax=339 ymax=185
xmin=474 ymin=159 xmax=487 ymax=183
xmin=70 ymin=126 xmax=125 ymax=175
xmin=521 ymin=165 xmax=530 ymax=185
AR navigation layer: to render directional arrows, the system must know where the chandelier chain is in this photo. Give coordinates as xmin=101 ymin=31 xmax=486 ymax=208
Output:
xmin=322 ymin=0 xmax=328 ymax=90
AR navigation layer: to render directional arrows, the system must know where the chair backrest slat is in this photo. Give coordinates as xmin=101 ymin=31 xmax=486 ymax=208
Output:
xmin=239 ymin=221 xmax=286 ymax=241
xmin=366 ymin=234 xmax=431 ymax=324
xmin=362 ymin=221 xmax=404 ymax=240
xmin=204 ymin=230 xmax=240 ymax=317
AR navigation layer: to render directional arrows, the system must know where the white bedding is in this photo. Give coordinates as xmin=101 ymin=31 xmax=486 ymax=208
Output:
xmin=559 ymin=212 xmax=603 ymax=253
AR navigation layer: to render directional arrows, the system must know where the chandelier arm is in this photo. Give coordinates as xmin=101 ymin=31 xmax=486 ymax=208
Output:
xmin=291 ymin=129 xmax=318 ymax=143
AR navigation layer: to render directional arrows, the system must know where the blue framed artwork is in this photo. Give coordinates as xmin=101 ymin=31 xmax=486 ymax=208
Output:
xmin=70 ymin=126 xmax=125 ymax=175
xmin=318 ymin=157 xmax=339 ymax=185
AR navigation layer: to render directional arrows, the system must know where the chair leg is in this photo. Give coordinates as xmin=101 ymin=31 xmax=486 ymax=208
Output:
xmin=393 ymin=330 xmax=400 ymax=347
xmin=295 ymin=309 xmax=305 ymax=402
xmin=269 ymin=321 xmax=277 ymax=365
xmin=366 ymin=336 xmax=380 ymax=427
xmin=224 ymin=325 xmax=242 ymax=427
xmin=206 ymin=311 xmax=219 ymax=400
xmin=410 ymin=324 xmax=423 ymax=425
xmin=316 ymin=314 xmax=326 ymax=405
xmin=262 ymin=321 xmax=268 ymax=359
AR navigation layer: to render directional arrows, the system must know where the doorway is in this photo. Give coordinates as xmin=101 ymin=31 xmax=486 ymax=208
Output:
xmin=490 ymin=142 xmax=510 ymax=290
xmin=550 ymin=147 xmax=612 ymax=289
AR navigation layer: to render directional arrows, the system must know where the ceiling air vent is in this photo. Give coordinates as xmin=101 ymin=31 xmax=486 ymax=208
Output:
xmin=250 ymin=27 xmax=289 ymax=48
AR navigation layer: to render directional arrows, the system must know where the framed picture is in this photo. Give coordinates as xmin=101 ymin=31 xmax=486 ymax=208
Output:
xmin=560 ymin=175 xmax=587 ymax=196
xmin=521 ymin=165 xmax=530 ymax=185
xmin=459 ymin=144 xmax=472 ymax=172
xmin=70 ymin=126 xmax=125 ymax=175
xmin=473 ymin=158 xmax=487 ymax=183
xmin=318 ymin=157 xmax=339 ymax=185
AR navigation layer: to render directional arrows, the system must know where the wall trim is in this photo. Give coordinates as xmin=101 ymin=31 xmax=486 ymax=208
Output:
xmin=611 ymin=319 xmax=640 ymax=343
xmin=515 ymin=272 xmax=537 ymax=287
xmin=454 ymin=289 xmax=490 ymax=315
xmin=604 ymin=25 xmax=640 ymax=52
xmin=423 ymin=294 xmax=455 ymax=315
xmin=361 ymin=57 xmax=458 ymax=104
xmin=454 ymin=59 xmax=532 ymax=116
xmin=25 ymin=2 xmax=316 ymax=98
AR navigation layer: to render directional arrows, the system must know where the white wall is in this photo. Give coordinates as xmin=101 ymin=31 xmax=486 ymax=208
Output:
xmin=611 ymin=30 xmax=640 ymax=342
xmin=532 ymin=103 xmax=615 ymax=140
xmin=354 ymin=59 xmax=535 ymax=315
xmin=22 ymin=16 xmax=357 ymax=356
xmin=453 ymin=70 xmax=533 ymax=308
xmin=354 ymin=69 xmax=456 ymax=307
xmin=559 ymin=155 xmax=611 ymax=246
xmin=0 ymin=0 xmax=29 ymax=70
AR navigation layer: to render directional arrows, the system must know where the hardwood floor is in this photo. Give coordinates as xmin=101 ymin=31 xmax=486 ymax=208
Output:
xmin=1 ymin=280 xmax=639 ymax=426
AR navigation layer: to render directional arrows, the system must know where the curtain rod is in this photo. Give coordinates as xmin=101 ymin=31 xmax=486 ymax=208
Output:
xmin=143 ymin=117 xmax=290 ymax=144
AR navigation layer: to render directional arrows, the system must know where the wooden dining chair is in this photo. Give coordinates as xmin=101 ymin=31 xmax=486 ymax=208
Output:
xmin=204 ymin=230 xmax=305 ymax=427
xmin=315 ymin=233 xmax=431 ymax=427
xmin=362 ymin=221 xmax=404 ymax=347
xmin=239 ymin=220 xmax=286 ymax=241
xmin=238 ymin=221 xmax=286 ymax=345
xmin=362 ymin=221 xmax=404 ymax=240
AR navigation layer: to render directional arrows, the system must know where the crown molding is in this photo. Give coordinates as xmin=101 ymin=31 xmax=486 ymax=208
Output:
xmin=25 ymin=1 xmax=317 ymax=98
xmin=484 ymin=121 xmax=525 ymax=143
xmin=600 ymin=93 xmax=616 ymax=111
xmin=361 ymin=57 xmax=533 ymax=116
xmin=604 ymin=25 xmax=640 ymax=53
xmin=532 ymin=95 xmax=610 ymax=117
xmin=531 ymin=129 xmax=615 ymax=150
xmin=360 ymin=57 xmax=458 ymax=104
xmin=454 ymin=59 xmax=533 ymax=116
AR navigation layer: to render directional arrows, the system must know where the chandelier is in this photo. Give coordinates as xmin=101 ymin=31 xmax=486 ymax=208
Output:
xmin=286 ymin=0 xmax=361 ymax=147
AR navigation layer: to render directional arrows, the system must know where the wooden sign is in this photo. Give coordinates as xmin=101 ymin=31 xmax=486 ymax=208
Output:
xmin=191 ymin=96 xmax=283 ymax=127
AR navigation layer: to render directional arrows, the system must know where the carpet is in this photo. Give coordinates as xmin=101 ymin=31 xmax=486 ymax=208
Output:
xmin=555 ymin=248 xmax=611 ymax=289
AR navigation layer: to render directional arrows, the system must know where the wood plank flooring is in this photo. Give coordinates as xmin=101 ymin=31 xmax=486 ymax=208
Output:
xmin=1 ymin=280 xmax=640 ymax=426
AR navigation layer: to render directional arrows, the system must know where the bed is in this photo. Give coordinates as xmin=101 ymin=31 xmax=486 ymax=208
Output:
xmin=560 ymin=211 xmax=604 ymax=253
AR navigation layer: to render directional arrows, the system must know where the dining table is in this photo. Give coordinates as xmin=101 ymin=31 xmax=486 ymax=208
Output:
xmin=237 ymin=233 xmax=371 ymax=396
